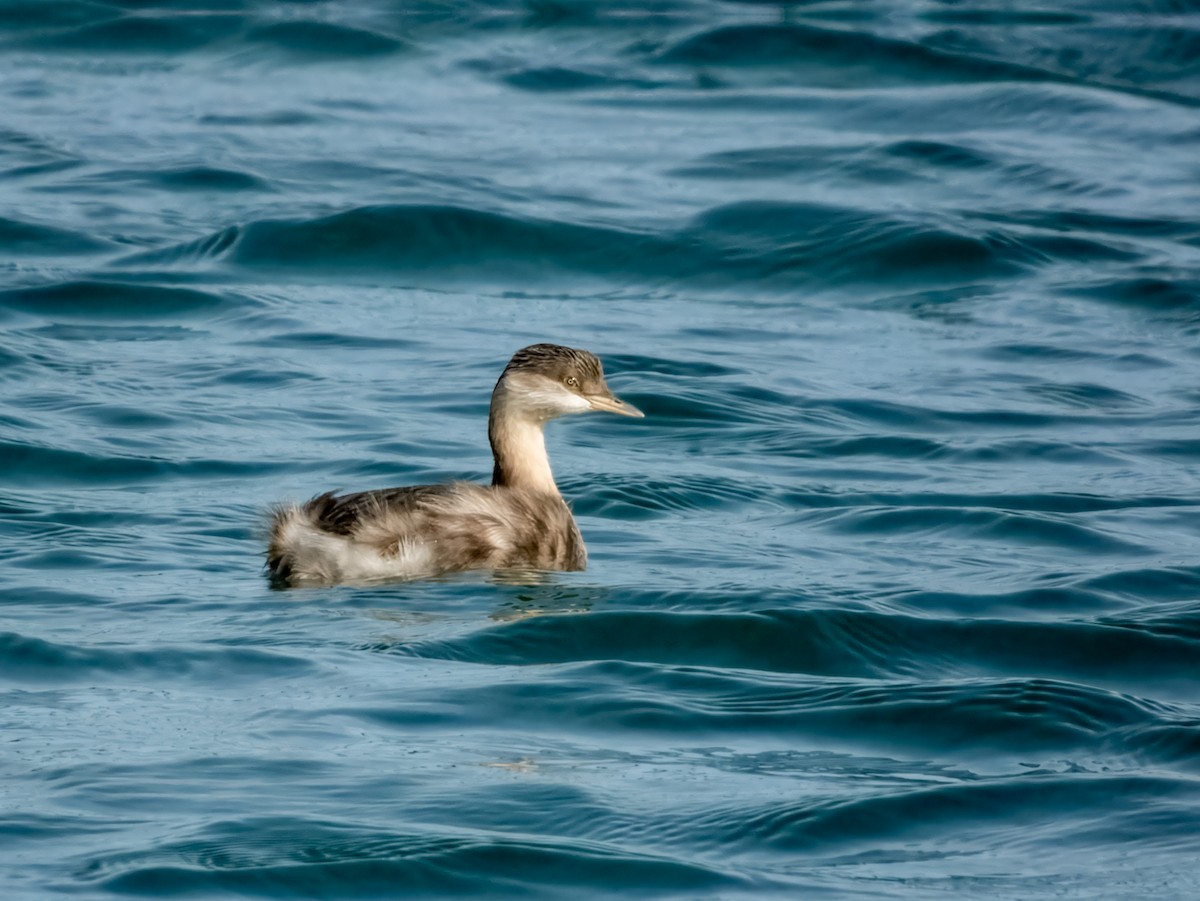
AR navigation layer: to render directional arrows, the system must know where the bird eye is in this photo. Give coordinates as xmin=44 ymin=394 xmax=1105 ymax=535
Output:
xmin=565 ymin=376 xmax=579 ymax=388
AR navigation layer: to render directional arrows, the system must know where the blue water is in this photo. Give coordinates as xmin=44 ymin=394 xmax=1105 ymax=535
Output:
xmin=3 ymin=1 xmax=1200 ymax=897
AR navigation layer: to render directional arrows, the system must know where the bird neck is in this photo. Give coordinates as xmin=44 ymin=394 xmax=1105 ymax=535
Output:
xmin=488 ymin=404 xmax=560 ymax=496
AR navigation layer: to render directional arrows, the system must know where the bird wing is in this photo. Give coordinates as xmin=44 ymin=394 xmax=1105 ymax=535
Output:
xmin=302 ymin=484 xmax=456 ymax=535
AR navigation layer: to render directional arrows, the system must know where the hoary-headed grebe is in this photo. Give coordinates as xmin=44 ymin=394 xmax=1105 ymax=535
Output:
xmin=267 ymin=344 xmax=643 ymax=586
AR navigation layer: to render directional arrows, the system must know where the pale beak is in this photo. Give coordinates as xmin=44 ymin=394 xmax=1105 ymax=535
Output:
xmin=587 ymin=392 xmax=644 ymax=418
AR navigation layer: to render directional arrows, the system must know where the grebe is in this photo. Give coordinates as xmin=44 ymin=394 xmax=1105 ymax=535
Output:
xmin=267 ymin=343 xmax=643 ymax=586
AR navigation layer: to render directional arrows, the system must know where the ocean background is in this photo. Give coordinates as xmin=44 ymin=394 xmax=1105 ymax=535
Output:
xmin=3 ymin=1 xmax=1200 ymax=897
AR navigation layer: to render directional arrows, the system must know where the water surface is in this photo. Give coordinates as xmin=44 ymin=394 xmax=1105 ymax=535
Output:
xmin=3 ymin=1 xmax=1200 ymax=898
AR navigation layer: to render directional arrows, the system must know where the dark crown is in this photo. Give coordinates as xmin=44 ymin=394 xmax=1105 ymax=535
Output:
xmin=503 ymin=344 xmax=604 ymax=384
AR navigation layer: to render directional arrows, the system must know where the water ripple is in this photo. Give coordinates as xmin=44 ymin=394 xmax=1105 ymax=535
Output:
xmin=389 ymin=608 xmax=1200 ymax=693
xmin=81 ymin=817 xmax=748 ymax=899
xmin=0 ymin=631 xmax=314 ymax=684
xmin=109 ymin=198 xmax=1151 ymax=291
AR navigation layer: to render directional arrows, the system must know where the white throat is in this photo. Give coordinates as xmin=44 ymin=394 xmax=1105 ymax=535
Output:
xmin=489 ymin=415 xmax=559 ymax=495
xmin=489 ymin=376 xmax=576 ymax=495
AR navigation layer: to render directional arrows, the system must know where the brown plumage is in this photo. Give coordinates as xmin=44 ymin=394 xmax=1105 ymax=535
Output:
xmin=267 ymin=343 xmax=642 ymax=586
